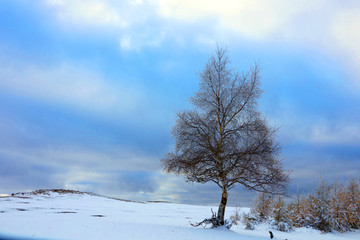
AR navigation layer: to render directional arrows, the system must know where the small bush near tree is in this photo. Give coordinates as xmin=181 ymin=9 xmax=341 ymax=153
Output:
xmin=248 ymin=178 xmax=360 ymax=233
xmin=270 ymin=195 xmax=292 ymax=232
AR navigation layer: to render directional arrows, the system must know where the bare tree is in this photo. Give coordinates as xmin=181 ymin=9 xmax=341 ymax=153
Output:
xmin=162 ymin=47 xmax=289 ymax=226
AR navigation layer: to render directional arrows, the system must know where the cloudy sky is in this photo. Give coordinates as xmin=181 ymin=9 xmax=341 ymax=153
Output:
xmin=0 ymin=0 xmax=359 ymax=206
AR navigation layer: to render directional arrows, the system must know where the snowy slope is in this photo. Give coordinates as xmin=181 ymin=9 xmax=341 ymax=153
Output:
xmin=0 ymin=190 xmax=359 ymax=240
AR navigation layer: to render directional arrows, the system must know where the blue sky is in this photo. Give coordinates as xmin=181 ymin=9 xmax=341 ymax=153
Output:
xmin=0 ymin=0 xmax=359 ymax=206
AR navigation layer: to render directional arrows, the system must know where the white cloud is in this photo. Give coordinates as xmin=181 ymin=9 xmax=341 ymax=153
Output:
xmin=44 ymin=0 xmax=167 ymax=51
xmin=119 ymin=31 xmax=166 ymax=51
xmin=155 ymin=0 xmax=321 ymax=39
xmin=45 ymin=0 xmax=128 ymax=28
xmin=120 ymin=36 xmax=132 ymax=51
xmin=0 ymin=145 xmax=161 ymax=196
xmin=268 ymin=101 xmax=360 ymax=146
xmin=38 ymin=1 xmax=360 ymax=88
xmin=278 ymin=115 xmax=360 ymax=145
xmin=0 ymin=58 xmax=144 ymax=117
xmin=42 ymin=0 xmax=360 ymax=78
xmin=0 ymin=145 xmax=152 ymax=168
xmin=153 ymin=174 xmax=187 ymax=202
xmin=331 ymin=8 xmax=360 ymax=88
xmin=310 ymin=121 xmax=360 ymax=145
xmin=154 ymin=0 xmax=360 ymax=88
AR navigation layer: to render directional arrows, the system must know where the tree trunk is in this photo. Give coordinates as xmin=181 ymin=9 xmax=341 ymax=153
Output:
xmin=217 ymin=185 xmax=228 ymax=225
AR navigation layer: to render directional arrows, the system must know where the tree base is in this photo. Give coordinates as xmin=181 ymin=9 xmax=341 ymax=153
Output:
xmin=191 ymin=209 xmax=233 ymax=229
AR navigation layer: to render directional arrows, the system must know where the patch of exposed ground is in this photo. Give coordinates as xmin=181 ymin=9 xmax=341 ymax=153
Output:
xmin=15 ymin=208 xmax=28 ymax=211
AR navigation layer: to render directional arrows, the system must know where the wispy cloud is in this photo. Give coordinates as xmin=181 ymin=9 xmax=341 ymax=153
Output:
xmin=330 ymin=8 xmax=360 ymax=88
xmin=43 ymin=0 xmax=165 ymax=51
xmin=155 ymin=0 xmax=360 ymax=89
xmin=277 ymin=118 xmax=360 ymax=146
xmin=41 ymin=0 xmax=360 ymax=89
xmin=0 ymin=145 xmax=159 ymax=173
xmin=0 ymin=57 xmax=144 ymax=117
xmin=0 ymin=145 xmax=160 ymax=193
xmin=310 ymin=121 xmax=360 ymax=145
xmin=156 ymin=0 xmax=301 ymax=38
xmin=45 ymin=0 xmax=128 ymax=28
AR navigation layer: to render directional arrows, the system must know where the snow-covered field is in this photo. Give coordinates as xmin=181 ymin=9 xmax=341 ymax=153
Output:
xmin=0 ymin=190 xmax=359 ymax=240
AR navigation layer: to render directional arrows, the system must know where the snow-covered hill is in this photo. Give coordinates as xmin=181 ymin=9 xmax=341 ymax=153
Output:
xmin=0 ymin=189 xmax=359 ymax=240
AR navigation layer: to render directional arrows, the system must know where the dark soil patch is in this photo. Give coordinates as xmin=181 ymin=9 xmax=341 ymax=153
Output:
xmin=106 ymin=196 xmax=144 ymax=203
xmin=13 ymin=196 xmax=31 ymax=199
xmin=0 ymin=211 xmax=6 ymax=213
xmin=11 ymin=189 xmax=92 ymax=197
xmin=57 ymin=211 xmax=77 ymax=214
xmin=35 ymin=189 xmax=86 ymax=195
xmin=92 ymin=214 xmax=105 ymax=217
xmin=16 ymin=208 xmax=28 ymax=211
